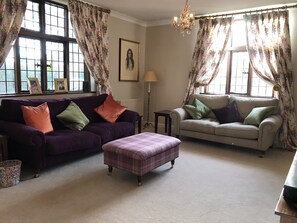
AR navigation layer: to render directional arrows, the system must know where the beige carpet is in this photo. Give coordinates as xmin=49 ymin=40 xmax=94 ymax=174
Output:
xmin=0 ymin=136 xmax=294 ymax=223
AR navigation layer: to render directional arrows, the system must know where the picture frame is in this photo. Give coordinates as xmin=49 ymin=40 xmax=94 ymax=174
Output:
xmin=54 ymin=78 xmax=68 ymax=93
xmin=119 ymin=38 xmax=139 ymax=82
xmin=27 ymin=77 xmax=42 ymax=94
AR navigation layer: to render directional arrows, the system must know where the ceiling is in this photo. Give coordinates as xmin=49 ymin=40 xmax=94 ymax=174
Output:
xmin=80 ymin=0 xmax=296 ymax=22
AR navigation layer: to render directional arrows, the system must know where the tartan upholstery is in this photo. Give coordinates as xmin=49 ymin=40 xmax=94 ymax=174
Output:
xmin=102 ymin=132 xmax=181 ymax=176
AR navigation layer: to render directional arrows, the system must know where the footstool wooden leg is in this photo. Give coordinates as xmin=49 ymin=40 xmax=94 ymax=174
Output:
xmin=137 ymin=175 xmax=142 ymax=186
xmin=171 ymin=160 xmax=175 ymax=168
xmin=108 ymin=165 xmax=113 ymax=176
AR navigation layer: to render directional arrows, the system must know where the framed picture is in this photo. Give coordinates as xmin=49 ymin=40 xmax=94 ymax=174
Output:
xmin=54 ymin=78 xmax=68 ymax=93
xmin=119 ymin=38 xmax=139 ymax=82
xmin=27 ymin=77 xmax=42 ymax=94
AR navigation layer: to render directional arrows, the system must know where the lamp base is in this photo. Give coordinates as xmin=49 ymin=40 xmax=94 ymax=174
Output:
xmin=143 ymin=122 xmax=154 ymax=129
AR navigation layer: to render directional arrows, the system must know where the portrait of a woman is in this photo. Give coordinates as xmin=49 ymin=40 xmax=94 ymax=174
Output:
xmin=126 ymin=48 xmax=134 ymax=71
xmin=119 ymin=39 xmax=139 ymax=81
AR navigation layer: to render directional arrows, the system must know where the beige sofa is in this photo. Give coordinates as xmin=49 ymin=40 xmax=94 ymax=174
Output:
xmin=170 ymin=94 xmax=282 ymax=154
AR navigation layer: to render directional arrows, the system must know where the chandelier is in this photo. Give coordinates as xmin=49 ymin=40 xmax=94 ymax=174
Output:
xmin=172 ymin=0 xmax=195 ymax=35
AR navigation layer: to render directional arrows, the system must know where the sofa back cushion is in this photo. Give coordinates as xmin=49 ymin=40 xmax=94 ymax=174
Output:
xmin=212 ymin=101 xmax=244 ymax=124
xmin=71 ymin=94 xmax=108 ymax=123
xmin=230 ymin=96 xmax=279 ymax=118
xmin=189 ymin=94 xmax=229 ymax=118
xmin=21 ymin=102 xmax=54 ymax=133
xmin=57 ymin=101 xmax=90 ymax=130
xmin=0 ymin=98 xmax=68 ymax=130
xmin=189 ymin=94 xmax=229 ymax=109
xmin=0 ymin=95 xmax=109 ymax=130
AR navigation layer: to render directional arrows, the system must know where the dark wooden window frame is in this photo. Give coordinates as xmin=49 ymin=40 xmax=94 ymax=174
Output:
xmin=6 ymin=0 xmax=89 ymax=95
xmin=203 ymin=35 xmax=274 ymax=97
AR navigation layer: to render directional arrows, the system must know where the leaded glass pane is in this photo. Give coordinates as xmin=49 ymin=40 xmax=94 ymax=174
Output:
xmin=69 ymin=42 xmax=84 ymax=91
xmin=22 ymin=0 xmax=40 ymax=31
xmin=19 ymin=37 xmax=41 ymax=91
xmin=45 ymin=3 xmax=65 ymax=37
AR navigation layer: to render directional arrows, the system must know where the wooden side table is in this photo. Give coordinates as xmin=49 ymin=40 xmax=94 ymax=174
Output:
xmin=275 ymin=189 xmax=297 ymax=223
xmin=0 ymin=134 xmax=8 ymax=161
xmin=154 ymin=110 xmax=172 ymax=136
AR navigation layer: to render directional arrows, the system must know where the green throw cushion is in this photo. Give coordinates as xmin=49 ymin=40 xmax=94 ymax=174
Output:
xmin=57 ymin=101 xmax=90 ymax=130
xmin=183 ymin=98 xmax=211 ymax=119
xmin=244 ymin=106 xmax=278 ymax=126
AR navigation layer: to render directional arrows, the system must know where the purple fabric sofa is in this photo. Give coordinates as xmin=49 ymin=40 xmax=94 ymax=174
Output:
xmin=0 ymin=94 xmax=138 ymax=175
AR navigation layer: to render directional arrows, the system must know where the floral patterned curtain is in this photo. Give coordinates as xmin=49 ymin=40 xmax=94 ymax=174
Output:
xmin=184 ymin=17 xmax=233 ymax=104
xmin=245 ymin=11 xmax=297 ymax=149
xmin=68 ymin=0 xmax=111 ymax=95
xmin=0 ymin=0 xmax=27 ymax=67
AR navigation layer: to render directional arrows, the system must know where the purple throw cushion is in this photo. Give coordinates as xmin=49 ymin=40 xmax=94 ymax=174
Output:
xmin=212 ymin=101 xmax=243 ymax=124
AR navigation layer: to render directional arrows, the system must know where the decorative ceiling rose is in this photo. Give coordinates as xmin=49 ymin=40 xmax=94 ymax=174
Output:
xmin=172 ymin=0 xmax=195 ymax=35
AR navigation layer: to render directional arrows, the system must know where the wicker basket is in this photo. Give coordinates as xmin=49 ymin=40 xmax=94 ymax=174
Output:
xmin=0 ymin=160 xmax=22 ymax=188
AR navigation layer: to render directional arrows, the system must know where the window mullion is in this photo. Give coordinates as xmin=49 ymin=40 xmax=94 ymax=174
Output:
xmin=226 ymin=51 xmax=232 ymax=94
xmin=40 ymin=1 xmax=46 ymax=92
xmin=39 ymin=0 xmax=45 ymax=34
xmin=65 ymin=6 xmax=69 ymax=38
xmin=64 ymin=41 xmax=69 ymax=80
xmin=41 ymin=40 xmax=47 ymax=91
xmin=15 ymin=39 xmax=22 ymax=93
xmin=247 ymin=63 xmax=252 ymax=96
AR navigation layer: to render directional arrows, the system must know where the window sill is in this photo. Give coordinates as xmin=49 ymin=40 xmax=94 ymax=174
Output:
xmin=200 ymin=93 xmax=273 ymax=99
xmin=0 ymin=91 xmax=97 ymax=99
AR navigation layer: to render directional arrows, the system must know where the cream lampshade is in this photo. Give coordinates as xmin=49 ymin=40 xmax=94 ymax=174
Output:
xmin=144 ymin=71 xmax=157 ymax=93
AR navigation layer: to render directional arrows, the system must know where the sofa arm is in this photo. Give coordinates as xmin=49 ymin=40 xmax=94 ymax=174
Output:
xmin=170 ymin=108 xmax=189 ymax=136
xmin=258 ymin=115 xmax=282 ymax=151
xmin=0 ymin=120 xmax=45 ymax=147
xmin=117 ymin=109 xmax=138 ymax=124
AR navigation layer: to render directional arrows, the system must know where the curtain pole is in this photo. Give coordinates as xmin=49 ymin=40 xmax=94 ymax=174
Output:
xmin=195 ymin=4 xmax=297 ymax=20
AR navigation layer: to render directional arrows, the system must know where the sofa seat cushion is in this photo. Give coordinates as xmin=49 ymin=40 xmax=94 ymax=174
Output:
xmin=215 ymin=122 xmax=259 ymax=139
xmin=45 ymin=130 xmax=101 ymax=155
xmin=83 ymin=122 xmax=135 ymax=144
xmin=180 ymin=118 xmax=220 ymax=134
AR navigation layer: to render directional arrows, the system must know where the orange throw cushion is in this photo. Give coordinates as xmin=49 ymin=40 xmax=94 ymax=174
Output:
xmin=21 ymin=102 xmax=54 ymax=134
xmin=94 ymin=95 xmax=127 ymax=123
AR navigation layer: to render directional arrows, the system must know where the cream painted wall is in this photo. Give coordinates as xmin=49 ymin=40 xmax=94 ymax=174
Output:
xmin=108 ymin=16 xmax=146 ymax=113
xmin=145 ymin=9 xmax=297 ymax=123
xmin=144 ymin=25 xmax=196 ymax=122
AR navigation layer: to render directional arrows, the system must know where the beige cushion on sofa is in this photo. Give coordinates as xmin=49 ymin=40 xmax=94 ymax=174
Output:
xmin=230 ymin=96 xmax=279 ymax=118
xmin=215 ymin=122 xmax=259 ymax=139
xmin=181 ymin=118 xmax=220 ymax=134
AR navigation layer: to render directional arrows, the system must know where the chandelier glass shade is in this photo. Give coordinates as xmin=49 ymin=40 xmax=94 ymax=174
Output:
xmin=172 ymin=0 xmax=195 ymax=35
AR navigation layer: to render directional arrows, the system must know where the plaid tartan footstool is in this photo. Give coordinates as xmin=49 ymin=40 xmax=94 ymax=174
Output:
xmin=102 ymin=132 xmax=181 ymax=186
